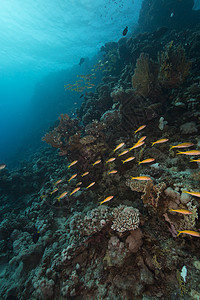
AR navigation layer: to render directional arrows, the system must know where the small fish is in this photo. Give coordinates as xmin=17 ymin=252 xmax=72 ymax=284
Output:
xmin=177 ymin=150 xmax=200 ymax=156
xmin=113 ymin=142 xmax=125 ymax=152
xmin=131 ymin=176 xmax=151 ymax=180
xmin=151 ymin=138 xmax=169 ymax=146
xmin=57 ymin=191 xmax=68 ymax=200
xmin=68 ymin=173 xmax=77 ymax=182
xmin=76 ymin=181 xmax=82 ymax=186
xmin=54 ymin=179 xmax=63 ymax=185
xmin=138 ymin=158 xmax=155 ymax=165
xmin=122 ymin=157 xmax=135 ymax=164
xmin=50 ymin=188 xmax=58 ymax=195
xmin=168 ymin=208 xmax=192 ymax=215
xmin=170 ymin=142 xmax=194 ymax=150
xmin=68 ymin=160 xmax=78 ymax=168
xmin=137 ymin=136 xmax=147 ymax=143
xmin=40 ymin=195 xmax=47 ymax=199
xmin=80 ymin=94 xmax=84 ymax=98
xmin=92 ymin=160 xmax=101 ymax=166
xmin=81 ymin=171 xmax=89 ymax=177
xmin=177 ymin=230 xmax=200 ymax=237
xmin=134 ymin=125 xmax=146 ymax=134
xmin=190 ymin=159 xmax=200 ymax=163
xmin=118 ymin=150 xmax=129 ymax=156
xmin=0 ymin=164 xmax=6 ymax=170
xmin=100 ymin=195 xmax=114 ymax=205
xmin=86 ymin=182 xmax=95 ymax=189
xmin=79 ymin=57 xmax=85 ymax=66
xmin=183 ymin=190 xmax=200 ymax=198
xmin=106 ymin=157 xmax=116 ymax=163
xmin=108 ymin=170 xmax=118 ymax=175
xmin=70 ymin=187 xmax=80 ymax=196
xmin=129 ymin=141 xmax=145 ymax=151
xmin=122 ymin=26 xmax=128 ymax=36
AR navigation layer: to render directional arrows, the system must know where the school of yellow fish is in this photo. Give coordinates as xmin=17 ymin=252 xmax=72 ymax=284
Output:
xmin=64 ymin=74 xmax=96 ymax=93
xmin=64 ymin=60 xmax=108 ymax=93
xmin=48 ymin=124 xmax=200 ymax=238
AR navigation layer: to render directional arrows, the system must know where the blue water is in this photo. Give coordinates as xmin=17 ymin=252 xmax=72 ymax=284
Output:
xmin=0 ymin=0 xmax=142 ymax=166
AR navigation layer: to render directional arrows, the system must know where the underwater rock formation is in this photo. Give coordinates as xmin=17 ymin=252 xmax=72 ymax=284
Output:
xmin=138 ymin=0 xmax=200 ymax=32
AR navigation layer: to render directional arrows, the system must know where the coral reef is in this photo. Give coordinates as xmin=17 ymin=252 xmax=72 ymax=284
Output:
xmin=132 ymin=43 xmax=191 ymax=98
xmin=126 ymin=178 xmax=166 ymax=209
xmin=111 ymin=205 xmax=140 ymax=232
xmin=1 ymin=11 xmax=200 ymax=300
xmin=131 ymin=52 xmax=159 ymax=98
xmin=158 ymin=42 xmax=191 ymax=88
xmin=125 ymin=228 xmax=143 ymax=253
xmin=77 ymin=83 xmax=114 ymax=126
xmin=104 ymin=235 xmax=128 ymax=267
xmin=42 ymin=114 xmax=82 ymax=155
xmin=180 ymin=121 xmax=198 ymax=134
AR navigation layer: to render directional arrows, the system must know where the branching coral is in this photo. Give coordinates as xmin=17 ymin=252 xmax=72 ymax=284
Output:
xmin=41 ymin=129 xmax=62 ymax=149
xmin=42 ymin=114 xmax=82 ymax=155
xmin=42 ymin=116 xmax=110 ymax=174
xmin=111 ymin=205 xmax=140 ymax=232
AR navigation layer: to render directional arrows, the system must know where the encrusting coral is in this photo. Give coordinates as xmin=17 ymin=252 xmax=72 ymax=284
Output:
xmin=104 ymin=235 xmax=128 ymax=267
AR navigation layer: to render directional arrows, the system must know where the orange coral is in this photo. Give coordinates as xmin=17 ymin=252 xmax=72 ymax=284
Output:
xmin=42 ymin=114 xmax=82 ymax=155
